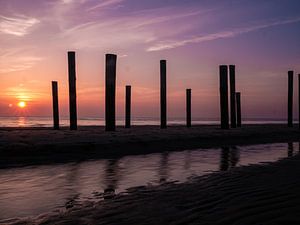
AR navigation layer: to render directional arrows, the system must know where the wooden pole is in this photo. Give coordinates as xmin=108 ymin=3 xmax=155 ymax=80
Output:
xmin=52 ymin=81 xmax=59 ymax=130
xmin=236 ymin=92 xmax=241 ymax=127
xmin=219 ymin=65 xmax=229 ymax=129
xmin=288 ymin=71 xmax=294 ymax=127
xmin=186 ymin=89 xmax=191 ymax=127
xmin=125 ymin=85 xmax=131 ymax=128
xmin=160 ymin=60 xmax=167 ymax=129
xmin=105 ymin=54 xmax=117 ymax=131
xmin=229 ymin=65 xmax=237 ymax=128
xmin=68 ymin=51 xmax=77 ymax=130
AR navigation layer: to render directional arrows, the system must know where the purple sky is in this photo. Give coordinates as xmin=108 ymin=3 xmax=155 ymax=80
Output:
xmin=0 ymin=0 xmax=300 ymax=119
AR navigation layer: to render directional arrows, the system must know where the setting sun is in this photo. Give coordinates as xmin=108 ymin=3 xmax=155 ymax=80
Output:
xmin=17 ymin=101 xmax=26 ymax=108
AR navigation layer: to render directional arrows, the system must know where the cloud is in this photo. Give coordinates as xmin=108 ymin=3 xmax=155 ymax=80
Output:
xmin=147 ymin=17 xmax=300 ymax=52
xmin=0 ymin=15 xmax=40 ymax=36
xmin=87 ymin=0 xmax=124 ymax=11
xmin=129 ymin=9 xmax=208 ymax=29
xmin=0 ymin=49 xmax=42 ymax=73
xmin=58 ymin=8 xmax=206 ymax=49
xmin=61 ymin=0 xmax=73 ymax=4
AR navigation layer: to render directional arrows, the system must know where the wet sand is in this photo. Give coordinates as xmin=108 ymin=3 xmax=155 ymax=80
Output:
xmin=5 ymin=151 xmax=300 ymax=225
xmin=0 ymin=124 xmax=300 ymax=167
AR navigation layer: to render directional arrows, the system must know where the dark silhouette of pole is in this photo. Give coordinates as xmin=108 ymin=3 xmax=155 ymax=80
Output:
xmin=288 ymin=71 xmax=294 ymax=127
xmin=229 ymin=65 xmax=237 ymax=128
xmin=68 ymin=51 xmax=77 ymax=130
xmin=125 ymin=85 xmax=131 ymax=128
xmin=186 ymin=89 xmax=191 ymax=127
xmin=160 ymin=60 xmax=167 ymax=129
xmin=52 ymin=81 xmax=59 ymax=130
xmin=236 ymin=92 xmax=241 ymax=127
xmin=299 ymin=74 xmax=300 ymax=129
xmin=105 ymin=54 xmax=117 ymax=131
xmin=219 ymin=65 xmax=229 ymax=129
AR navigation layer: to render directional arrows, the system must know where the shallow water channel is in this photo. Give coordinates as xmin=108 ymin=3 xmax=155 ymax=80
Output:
xmin=0 ymin=142 xmax=298 ymax=221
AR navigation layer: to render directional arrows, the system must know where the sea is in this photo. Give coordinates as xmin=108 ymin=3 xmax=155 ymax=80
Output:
xmin=0 ymin=116 xmax=291 ymax=127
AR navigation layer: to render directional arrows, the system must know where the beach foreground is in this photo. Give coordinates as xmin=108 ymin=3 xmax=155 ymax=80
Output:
xmin=5 ymin=150 xmax=300 ymax=225
xmin=0 ymin=124 xmax=299 ymax=167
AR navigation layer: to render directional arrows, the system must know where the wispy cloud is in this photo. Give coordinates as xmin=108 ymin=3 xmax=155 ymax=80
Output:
xmin=61 ymin=0 xmax=74 ymax=4
xmin=0 ymin=15 xmax=40 ymax=36
xmin=147 ymin=17 xmax=300 ymax=52
xmin=87 ymin=0 xmax=124 ymax=11
xmin=130 ymin=9 xmax=208 ymax=29
xmin=58 ymin=8 xmax=206 ymax=49
xmin=0 ymin=49 xmax=42 ymax=73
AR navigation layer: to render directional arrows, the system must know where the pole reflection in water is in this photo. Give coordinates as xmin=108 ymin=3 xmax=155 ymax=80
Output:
xmin=288 ymin=142 xmax=294 ymax=157
xmin=64 ymin=163 xmax=80 ymax=209
xmin=220 ymin=146 xmax=240 ymax=171
xmin=158 ymin=152 xmax=170 ymax=183
xmin=103 ymin=159 xmax=121 ymax=199
xmin=230 ymin=146 xmax=240 ymax=168
xmin=220 ymin=147 xmax=230 ymax=171
xmin=184 ymin=150 xmax=191 ymax=171
xmin=0 ymin=142 xmax=295 ymax=220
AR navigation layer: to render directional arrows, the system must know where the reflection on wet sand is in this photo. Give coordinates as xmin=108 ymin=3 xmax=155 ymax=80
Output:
xmin=184 ymin=150 xmax=191 ymax=171
xmin=220 ymin=146 xmax=240 ymax=171
xmin=103 ymin=159 xmax=122 ymax=199
xmin=63 ymin=163 xmax=81 ymax=209
xmin=0 ymin=142 xmax=296 ymax=220
xmin=158 ymin=152 xmax=170 ymax=183
xmin=288 ymin=142 xmax=294 ymax=157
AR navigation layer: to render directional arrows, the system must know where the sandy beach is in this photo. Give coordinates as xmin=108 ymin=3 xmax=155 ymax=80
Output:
xmin=0 ymin=124 xmax=299 ymax=167
xmin=3 ymin=148 xmax=300 ymax=225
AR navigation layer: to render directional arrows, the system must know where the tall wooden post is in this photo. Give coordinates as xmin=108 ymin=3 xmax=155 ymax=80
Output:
xmin=125 ymin=85 xmax=131 ymax=128
xmin=160 ymin=60 xmax=167 ymax=129
xmin=236 ymin=92 xmax=241 ymax=127
xmin=68 ymin=51 xmax=77 ymax=130
xmin=288 ymin=71 xmax=294 ymax=127
xmin=186 ymin=89 xmax=191 ymax=127
xmin=298 ymin=74 xmax=300 ymax=129
xmin=52 ymin=81 xmax=59 ymax=130
xmin=219 ymin=65 xmax=229 ymax=129
xmin=229 ymin=65 xmax=237 ymax=128
xmin=105 ymin=54 xmax=117 ymax=131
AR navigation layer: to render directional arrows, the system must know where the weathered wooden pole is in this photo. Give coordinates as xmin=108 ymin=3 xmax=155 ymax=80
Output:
xmin=229 ymin=65 xmax=237 ymax=128
xmin=105 ymin=54 xmax=117 ymax=131
xmin=125 ymin=85 xmax=131 ymax=128
xmin=219 ymin=65 xmax=229 ymax=129
xmin=160 ymin=60 xmax=167 ymax=129
xmin=68 ymin=51 xmax=77 ymax=130
xmin=236 ymin=92 xmax=241 ymax=127
xmin=298 ymin=74 xmax=300 ymax=129
xmin=52 ymin=81 xmax=59 ymax=130
xmin=186 ymin=89 xmax=191 ymax=127
xmin=288 ymin=71 xmax=294 ymax=127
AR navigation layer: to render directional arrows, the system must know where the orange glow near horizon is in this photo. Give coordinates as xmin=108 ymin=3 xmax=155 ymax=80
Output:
xmin=0 ymin=1 xmax=300 ymax=119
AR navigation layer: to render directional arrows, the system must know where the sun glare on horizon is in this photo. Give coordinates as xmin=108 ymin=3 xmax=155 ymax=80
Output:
xmin=17 ymin=101 xmax=27 ymax=108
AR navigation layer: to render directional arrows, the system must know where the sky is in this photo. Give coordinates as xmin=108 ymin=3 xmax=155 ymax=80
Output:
xmin=0 ymin=0 xmax=300 ymax=120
